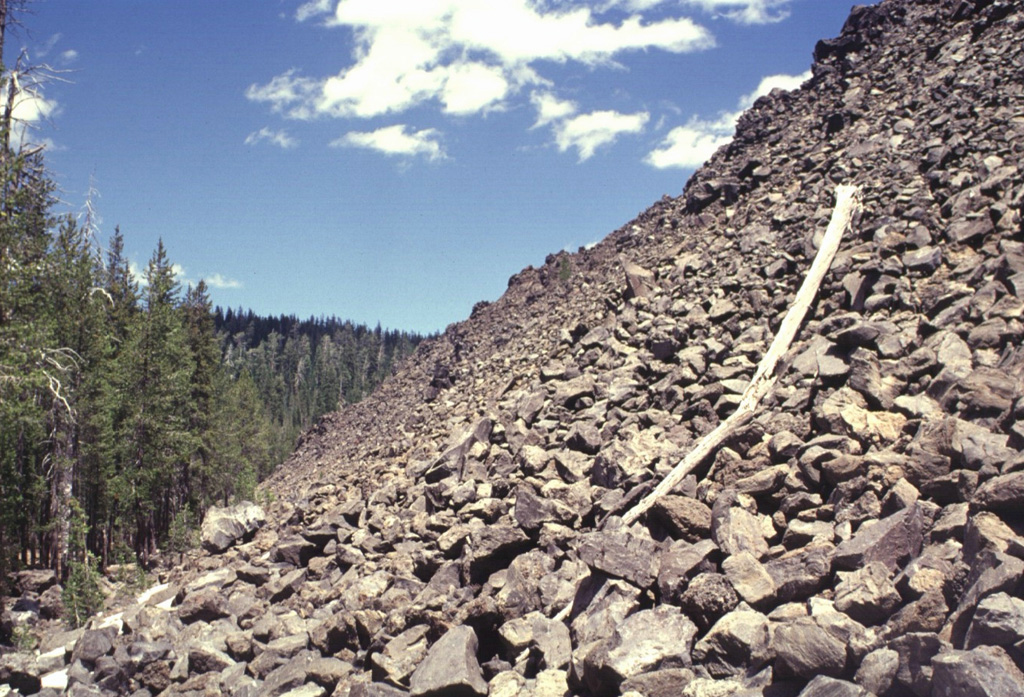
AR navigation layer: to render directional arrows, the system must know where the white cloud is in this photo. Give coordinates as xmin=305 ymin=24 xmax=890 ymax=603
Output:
xmin=296 ymin=0 xmax=334 ymax=21
xmin=554 ymin=109 xmax=649 ymax=161
xmin=441 ymin=62 xmax=510 ymax=115
xmin=8 ymin=77 xmax=60 ymax=150
xmin=35 ymin=33 xmax=63 ymax=59
xmin=244 ymin=127 xmax=298 ymax=148
xmin=204 ymin=274 xmax=243 ymax=290
xmin=738 ymin=70 xmax=809 ymax=108
xmin=249 ymin=0 xmax=713 ymax=122
xmin=129 ymin=261 xmax=148 ymax=288
xmin=646 ymin=68 xmax=809 ymax=169
xmin=682 ymin=0 xmax=791 ymax=24
xmin=531 ymin=91 xmax=577 ymax=128
xmin=331 ymin=124 xmax=445 ymax=160
xmin=60 ymin=49 xmax=79 ymax=64
xmin=645 ymin=118 xmax=733 ymax=169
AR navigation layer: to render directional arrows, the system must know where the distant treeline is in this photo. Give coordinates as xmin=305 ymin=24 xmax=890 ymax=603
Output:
xmin=213 ymin=309 xmax=430 ymax=462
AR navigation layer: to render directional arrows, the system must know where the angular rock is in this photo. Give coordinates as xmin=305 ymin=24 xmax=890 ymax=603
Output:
xmin=931 ymin=645 xmax=1024 ymax=697
xmin=577 ymin=524 xmax=661 ymax=589
xmin=973 ymin=471 xmax=1024 ymax=514
xmin=657 ymin=539 xmax=717 ymax=602
xmin=581 ymin=605 xmax=697 ymax=696
xmin=833 ymin=503 xmax=924 ymax=572
xmin=765 ymin=542 xmax=835 ymax=604
xmin=409 ymin=625 xmax=488 ymax=697
xmin=854 ymin=647 xmax=899 ymax=696
xmin=834 ymin=561 xmax=902 ymax=626
xmin=772 ymin=617 xmax=847 ymax=680
xmin=710 ymin=500 xmax=770 ymax=561
xmin=650 ymin=496 xmax=712 ymax=543
xmin=200 ymin=501 xmax=266 ymax=553
xmin=467 ymin=523 xmax=531 ymax=582
xmin=797 ymin=675 xmax=872 ymax=697
xmin=721 ymin=551 xmax=776 ymax=609
xmin=691 ymin=603 xmax=772 ymax=678
xmin=372 ymin=624 xmax=431 ymax=686
xmin=177 ymin=587 xmax=231 ymax=624
xmin=965 ymin=592 xmax=1024 ymax=650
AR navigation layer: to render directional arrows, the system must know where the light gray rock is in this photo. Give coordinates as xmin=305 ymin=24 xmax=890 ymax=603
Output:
xmin=721 ymin=551 xmax=776 ymax=609
xmin=581 ymin=605 xmax=698 ymax=696
xmin=965 ymin=592 xmax=1024 ymax=650
xmin=691 ymin=603 xmax=772 ymax=678
xmin=772 ymin=618 xmax=846 ymax=680
xmin=409 ymin=625 xmax=488 ymax=697
xmin=854 ymin=647 xmax=899 ymax=696
xmin=797 ymin=675 xmax=872 ymax=697
xmin=834 ymin=561 xmax=902 ymax=626
xmin=932 ymin=645 xmax=1024 ymax=697
xmin=371 ymin=624 xmax=430 ymax=687
xmin=498 ymin=611 xmax=571 ymax=670
xmin=200 ymin=501 xmax=266 ymax=553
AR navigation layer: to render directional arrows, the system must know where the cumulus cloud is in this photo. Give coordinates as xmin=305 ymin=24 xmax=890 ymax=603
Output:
xmin=682 ymin=0 xmax=792 ymax=24
xmin=646 ymin=69 xmax=809 ymax=169
xmin=244 ymin=127 xmax=298 ymax=148
xmin=204 ymin=274 xmax=243 ymax=290
xmin=331 ymin=124 xmax=445 ymax=160
xmin=531 ymin=91 xmax=577 ymax=129
xmin=248 ymin=0 xmax=713 ymax=123
xmin=555 ymin=109 xmax=649 ymax=161
xmin=296 ymin=0 xmax=333 ymax=21
xmin=8 ymin=79 xmax=60 ymax=150
xmin=60 ymin=49 xmax=79 ymax=64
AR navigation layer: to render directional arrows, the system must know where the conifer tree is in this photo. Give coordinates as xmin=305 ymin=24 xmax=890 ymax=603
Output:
xmin=110 ymin=240 xmax=191 ymax=562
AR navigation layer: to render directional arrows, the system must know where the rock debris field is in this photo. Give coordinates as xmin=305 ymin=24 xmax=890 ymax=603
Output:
xmin=3 ymin=0 xmax=1024 ymax=695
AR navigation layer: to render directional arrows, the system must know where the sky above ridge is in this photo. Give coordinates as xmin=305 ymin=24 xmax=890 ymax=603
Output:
xmin=11 ymin=0 xmax=853 ymax=334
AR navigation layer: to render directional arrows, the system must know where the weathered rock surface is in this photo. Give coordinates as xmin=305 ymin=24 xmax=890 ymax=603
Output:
xmin=200 ymin=501 xmax=266 ymax=553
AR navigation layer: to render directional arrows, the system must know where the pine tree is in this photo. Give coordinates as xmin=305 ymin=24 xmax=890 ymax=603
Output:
xmin=110 ymin=240 xmax=191 ymax=562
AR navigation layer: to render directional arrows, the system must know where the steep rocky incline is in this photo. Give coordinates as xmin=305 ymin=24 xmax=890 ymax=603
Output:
xmin=4 ymin=0 xmax=1024 ymax=695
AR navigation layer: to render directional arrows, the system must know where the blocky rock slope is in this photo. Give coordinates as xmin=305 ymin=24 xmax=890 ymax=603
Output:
xmin=5 ymin=0 xmax=1024 ymax=695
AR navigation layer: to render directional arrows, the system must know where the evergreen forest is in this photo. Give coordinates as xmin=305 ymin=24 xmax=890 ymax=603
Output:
xmin=0 ymin=12 xmax=428 ymax=602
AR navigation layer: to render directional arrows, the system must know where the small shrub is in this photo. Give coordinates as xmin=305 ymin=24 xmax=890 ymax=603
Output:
xmin=62 ymin=498 xmax=104 ymax=627
xmin=559 ymin=256 xmax=572 ymax=283
xmin=11 ymin=624 xmax=38 ymax=651
xmin=62 ymin=551 xmax=103 ymax=628
xmin=167 ymin=504 xmax=199 ymax=556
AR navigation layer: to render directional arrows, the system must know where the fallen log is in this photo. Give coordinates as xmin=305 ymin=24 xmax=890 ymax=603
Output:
xmin=620 ymin=183 xmax=862 ymax=527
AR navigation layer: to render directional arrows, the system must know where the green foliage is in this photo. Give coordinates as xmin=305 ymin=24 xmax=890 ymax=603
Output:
xmin=166 ymin=504 xmax=199 ymax=556
xmin=559 ymin=255 xmax=572 ymax=283
xmin=62 ymin=499 xmax=104 ymax=628
xmin=11 ymin=624 xmax=38 ymax=651
xmin=63 ymin=553 xmax=104 ymax=628
xmin=215 ymin=311 xmax=428 ymax=442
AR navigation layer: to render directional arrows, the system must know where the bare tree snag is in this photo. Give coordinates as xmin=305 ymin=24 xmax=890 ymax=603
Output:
xmin=620 ymin=184 xmax=862 ymax=527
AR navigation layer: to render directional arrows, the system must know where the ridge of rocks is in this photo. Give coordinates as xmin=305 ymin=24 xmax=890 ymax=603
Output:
xmin=4 ymin=0 xmax=1024 ymax=695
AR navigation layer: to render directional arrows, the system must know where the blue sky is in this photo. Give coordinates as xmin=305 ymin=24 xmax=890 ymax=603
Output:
xmin=11 ymin=0 xmax=853 ymax=334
